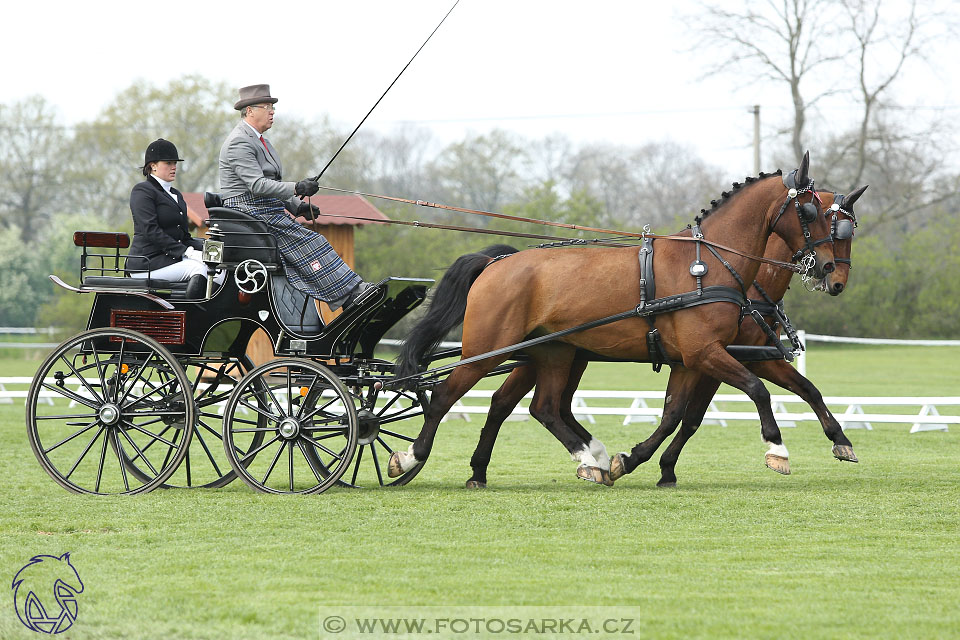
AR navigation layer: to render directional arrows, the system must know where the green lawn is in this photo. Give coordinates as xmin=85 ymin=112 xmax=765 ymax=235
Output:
xmin=1 ymin=345 xmax=958 ymax=639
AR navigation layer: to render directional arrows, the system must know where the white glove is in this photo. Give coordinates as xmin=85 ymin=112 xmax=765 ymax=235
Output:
xmin=184 ymin=247 xmax=204 ymax=262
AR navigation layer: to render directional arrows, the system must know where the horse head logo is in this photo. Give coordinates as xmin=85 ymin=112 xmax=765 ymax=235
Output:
xmin=12 ymin=553 xmax=84 ymax=634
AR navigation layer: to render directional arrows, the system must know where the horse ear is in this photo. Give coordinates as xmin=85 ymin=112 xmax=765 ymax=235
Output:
xmin=844 ymin=185 xmax=868 ymax=209
xmin=796 ymin=151 xmax=810 ymax=185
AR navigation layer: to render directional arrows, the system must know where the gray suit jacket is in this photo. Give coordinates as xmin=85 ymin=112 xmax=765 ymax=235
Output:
xmin=218 ymin=121 xmax=300 ymax=213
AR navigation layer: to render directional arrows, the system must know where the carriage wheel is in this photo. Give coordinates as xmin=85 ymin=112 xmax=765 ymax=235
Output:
xmin=122 ymin=357 xmax=267 ymax=489
xmin=339 ymin=385 xmax=429 ymax=487
xmin=222 ymin=359 xmax=358 ymax=494
xmin=26 ymin=328 xmax=195 ymax=495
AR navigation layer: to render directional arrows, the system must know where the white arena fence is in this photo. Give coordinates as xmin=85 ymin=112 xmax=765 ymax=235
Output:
xmin=5 ymin=377 xmax=956 ymax=434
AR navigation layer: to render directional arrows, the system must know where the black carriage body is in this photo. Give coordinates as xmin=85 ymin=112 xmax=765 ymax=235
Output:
xmin=77 ymin=206 xmax=433 ymax=362
xmin=84 ymin=275 xmax=431 ymax=361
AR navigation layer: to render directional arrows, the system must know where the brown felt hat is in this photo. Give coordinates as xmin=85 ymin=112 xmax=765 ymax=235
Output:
xmin=234 ymin=84 xmax=279 ymax=110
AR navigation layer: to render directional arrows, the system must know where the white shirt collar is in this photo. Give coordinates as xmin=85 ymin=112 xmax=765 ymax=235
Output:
xmin=242 ymin=120 xmax=264 ymax=140
xmin=151 ymin=175 xmax=179 ymax=202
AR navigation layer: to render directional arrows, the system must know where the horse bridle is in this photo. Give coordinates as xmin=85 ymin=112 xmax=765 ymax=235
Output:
xmin=828 ymin=193 xmax=857 ymax=268
xmin=769 ymin=170 xmax=834 ymax=275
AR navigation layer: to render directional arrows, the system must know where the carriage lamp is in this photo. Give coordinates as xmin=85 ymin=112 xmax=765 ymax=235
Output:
xmin=202 ymin=240 xmax=224 ymax=264
xmin=120 ymin=364 xmax=129 ymax=374
xmin=300 ymin=386 xmax=309 ymax=397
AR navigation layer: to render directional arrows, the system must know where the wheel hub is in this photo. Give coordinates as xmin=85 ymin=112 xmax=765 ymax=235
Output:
xmin=357 ymin=409 xmax=381 ymax=445
xmin=98 ymin=403 xmax=121 ymax=426
xmin=278 ymin=417 xmax=300 ymax=439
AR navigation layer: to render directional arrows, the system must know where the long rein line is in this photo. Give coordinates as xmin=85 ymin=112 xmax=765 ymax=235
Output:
xmin=315 ymin=184 xmax=803 ymax=273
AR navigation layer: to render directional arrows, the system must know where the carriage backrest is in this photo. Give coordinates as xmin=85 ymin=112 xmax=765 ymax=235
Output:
xmin=206 ymin=207 xmax=281 ymax=267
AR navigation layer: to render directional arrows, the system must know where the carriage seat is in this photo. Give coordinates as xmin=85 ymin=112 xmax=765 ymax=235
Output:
xmin=204 ymin=193 xmax=281 ymax=267
xmin=82 ymin=275 xmax=207 ymax=301
xmin=271 ymin=275 xmax=324 ymax=335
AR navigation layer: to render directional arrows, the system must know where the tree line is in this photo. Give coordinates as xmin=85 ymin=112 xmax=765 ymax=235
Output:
xmin=1 ymin=0 xmax=957 ymax=338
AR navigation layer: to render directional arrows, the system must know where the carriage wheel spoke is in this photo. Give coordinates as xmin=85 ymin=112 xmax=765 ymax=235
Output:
xmin=238 ymin=396 xmax=281 ymax=422
xmin=261 ymin=440 xmax=286 ymax=485
xmin=370 ymin=442 xmax=384 ymax=486
xmin=88 ymin=340 xmax=111 ymax=402
xmin=112 ymin=432 xmax=132 ymax=491
xmin=117 ymin=351 xmax=155 ymax=406
xmin=159 ymin=427 xmax=180 ymax=471
xmin=64 ymin=426 xmax=106 ymax=481
xmin=378 ymin=406 xmax=420 ymax=426
xmin=377 ymin=428 xmax=416 ymax=443
xmin=43 ymin=421 xmax=98 ymax=455
xmin=299 ymin=440 xmax=326 ymax=484
xmin=376 ymin=392 xmax=402 ymax=416
xmin=94 ymin=429 xmax=109 ymax=492
xmin=288 ymin=441 xmax=295 ymax=491
xmin=192 ymin=424 xmax=224 ymax=478
xmin=350 ymin=444 xmax=365 ymax=485
xmin=300 ymin=433 xmax=343 ymax=460
xmin=118 ymin=427 xmax=159 ymax=477
xmin=36 ymin=411 xmax=97 ymax=422
xmin=39 ymin=382 xmax=100 ymax=410
xmin=61 ymin=352 xmax=104 ymax=405
xmin=286 ymin=368 xmax=293 ymax=416
xmin=239 ymin=435 xmax=281 ymax=465
xmin=122 ymin=422 xmax=179 ymax=448
xmin=122 ymin=377 xmax=179 ymax=411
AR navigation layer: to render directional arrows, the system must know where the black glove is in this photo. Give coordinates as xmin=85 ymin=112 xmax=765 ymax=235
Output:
xmin=294 ymin=178 xmax=319 ymax=197
xmin=297 ymin=201 xmax=321 ymax=217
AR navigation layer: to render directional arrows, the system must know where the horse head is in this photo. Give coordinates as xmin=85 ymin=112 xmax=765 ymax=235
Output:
xmin=767 ymin=151 xmax=836 ymax=281
xmin=821 ymin=184 xmax=867 ymax=296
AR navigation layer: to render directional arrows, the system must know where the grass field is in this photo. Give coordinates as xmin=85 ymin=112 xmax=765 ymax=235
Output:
xmin=1 ymin=345 xmax=958 ymax=639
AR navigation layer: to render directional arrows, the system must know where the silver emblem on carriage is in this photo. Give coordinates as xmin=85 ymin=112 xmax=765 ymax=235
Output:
xmin=258 ymin=310 xmax=269 ymax=321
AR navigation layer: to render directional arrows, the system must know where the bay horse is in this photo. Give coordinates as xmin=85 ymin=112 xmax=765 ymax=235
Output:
xmin=459 ymin=186 xmax=865 ymax=488
xmin=392 ymin=153 xmax=836 ymax=485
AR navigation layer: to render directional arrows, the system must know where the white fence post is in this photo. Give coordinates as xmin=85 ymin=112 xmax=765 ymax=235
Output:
xmin=795 ymin=329 xmax=807 ymax=377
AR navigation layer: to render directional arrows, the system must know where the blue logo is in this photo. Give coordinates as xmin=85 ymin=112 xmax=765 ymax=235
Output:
xmin=11 ymin=553 xmax=84 ymax=634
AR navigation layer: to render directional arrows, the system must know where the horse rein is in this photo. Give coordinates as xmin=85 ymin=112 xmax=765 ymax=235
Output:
xmin=314 ymin=184 xmax=807 ymax=274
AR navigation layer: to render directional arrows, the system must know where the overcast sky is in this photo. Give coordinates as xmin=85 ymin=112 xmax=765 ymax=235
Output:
xmin=5 ymin=0 xmax=959 ymax=179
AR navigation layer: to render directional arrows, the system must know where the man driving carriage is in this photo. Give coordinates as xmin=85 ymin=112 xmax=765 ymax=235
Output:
xmin=218 ymin=84 xmax=373 ymax=311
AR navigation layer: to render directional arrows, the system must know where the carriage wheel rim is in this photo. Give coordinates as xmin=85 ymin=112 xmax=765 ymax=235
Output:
xmin=25 ymin=327 xmax=195 ymax=495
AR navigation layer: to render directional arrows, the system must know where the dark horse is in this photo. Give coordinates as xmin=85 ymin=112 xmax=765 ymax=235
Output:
xmin=458 ymin=186 xmax=866 ymax=488
xmin=393 ymin=154 xmax=836 ymax=484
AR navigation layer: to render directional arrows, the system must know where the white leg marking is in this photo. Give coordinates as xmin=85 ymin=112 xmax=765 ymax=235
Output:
xmin=589 ymin=438 xmax=611 ymax=470
xmin=397 ymin=444 xmax=420 ymax=472
xmin=764 ymin=441 xmax=789 ymax=459
xmin=570 ymin=445 xmax=599 ymax=468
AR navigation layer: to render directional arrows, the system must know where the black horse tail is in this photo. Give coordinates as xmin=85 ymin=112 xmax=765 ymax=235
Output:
xmin=395 ymin=245 xmax=519 ymax=382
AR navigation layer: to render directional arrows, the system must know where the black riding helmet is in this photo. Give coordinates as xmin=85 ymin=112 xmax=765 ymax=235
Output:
xmin=143 ymin=138 xmax=184 ymax=168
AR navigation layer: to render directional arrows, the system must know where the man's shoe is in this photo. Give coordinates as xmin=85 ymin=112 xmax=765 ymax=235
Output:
xmin=346 ymin=281 xmax=376 ymax=306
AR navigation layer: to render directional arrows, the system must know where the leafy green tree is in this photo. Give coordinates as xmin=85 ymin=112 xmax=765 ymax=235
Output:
xmin=0 ymin=96 xmax=70 ymax=243
xmin=69 ymin=75 xmax=237 ymax=225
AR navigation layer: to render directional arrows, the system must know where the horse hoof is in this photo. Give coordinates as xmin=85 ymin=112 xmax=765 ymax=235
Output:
xmin=465 ymin=480 xmax=486 ymax=489
xmin=656 ymin=478 xmax=677 ymax=488
xmin=832 ymin=444 xmax=859 ymax=463
xmin=387 ymin=452 xmax=405 ymax=478
xmin=576 ymin=464 xmax=608 ymax=486
xmin=601 ymin=470 xmax=615 ymax=487
xmin=609 ymin=453 xmax=628 ymax=481
xmin=764 ymin=453 xmax=791 ymax=475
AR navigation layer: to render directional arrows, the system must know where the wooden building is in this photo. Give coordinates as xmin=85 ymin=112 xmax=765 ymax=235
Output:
xmin=181 ymin=193 xmax=390 ymax=365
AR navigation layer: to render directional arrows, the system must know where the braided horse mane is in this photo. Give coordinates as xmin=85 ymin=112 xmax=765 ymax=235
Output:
xmin=694 ymin=169 xmax=784 ymax=226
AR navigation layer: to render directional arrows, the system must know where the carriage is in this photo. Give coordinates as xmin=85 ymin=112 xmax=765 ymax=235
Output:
xmin=26 ymin=197 xmax=438 ymax=495
xmin=27 ymin=157 xmax=854 ymax=494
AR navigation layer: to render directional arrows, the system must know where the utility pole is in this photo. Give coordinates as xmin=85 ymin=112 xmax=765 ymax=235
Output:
xmin=750 ymin=105 xmax=760 ymax=174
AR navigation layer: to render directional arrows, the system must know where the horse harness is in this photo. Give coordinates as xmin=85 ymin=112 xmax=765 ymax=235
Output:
xmin=636 ymin=172 xmax=828 ymax=371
